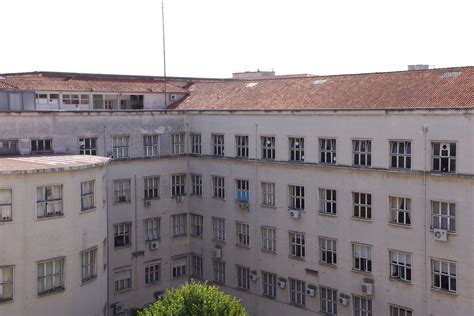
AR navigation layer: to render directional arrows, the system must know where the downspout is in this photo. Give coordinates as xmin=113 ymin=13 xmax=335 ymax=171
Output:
xmin=422 ymin=125 xmax=428 ymax=316
xmin=133 ymin=175 xmax=138 ymax=307
xmin=253 ymin=123 xmax=260 ymax=314
xmin=104 ymin=123 xmax=111 ymax=315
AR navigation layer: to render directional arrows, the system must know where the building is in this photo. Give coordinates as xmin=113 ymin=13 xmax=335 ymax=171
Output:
xmin=0 ymin=67 xmax=473 ymax=316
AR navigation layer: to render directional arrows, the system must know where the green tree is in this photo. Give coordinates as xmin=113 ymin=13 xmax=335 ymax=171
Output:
xmin=137 ymin=280 xmax=248 ymax=316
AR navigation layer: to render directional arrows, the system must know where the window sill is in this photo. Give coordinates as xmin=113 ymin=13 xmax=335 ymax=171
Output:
xmin=212 ymin=239 xmax=226 ymax=244
xmin=0 ymin=220 xmax=13 ymax=224
xmin=260 ymin=204 xmax=276 ymax=209
xmin=236 ymin=244 xmax=250 ymax=249
xmin=190 ymin=194 xmax=203 ymax=198
xmin=144 ymin=281 xmax=162 ymax=287
xmin=191 ymin=234 xmax=204 ymax=239
xmin=113 ymin=201 xmax=131 ymax=205
xmin=80 ymin=208 xmax=96 ymax=215
xmin=172 ymin=234 xmax=188 ymax=238
xmin=430 ymin=287 xmax=457 ymax=296
xmin=289 ymin=302 xmax=306 ymax=309
xmin=37 ymin=287 xmax=65 ymax=297
xmin=172 ymin=275 xmax=188 ymax=280
xmin=114 ymin=288 xmax=133 ymax=295
xmin=114 ymin=245 xmax=132 ymax=250
xmin=318 ymin=261 xmax=337 ymax=268
xmin=235 ymin=287 xmax=250 ymax=292
xmin=389 ymin=277 xmax=412 ymax=285
xmin=81 ymin=276 xmax=98 ymax=286
xmin=388 ymin=222 xmax=412 ymax=229
xmin=351 ymin=269 xmax=373 ymax=276
xmin=351 ymin=217 xmax=372 ymax=223
xmin=428 ymin=228 xmax=457 ymax=236
xmin=0 ymin=298 xmax=13 ymax=304
xmin=318 ymin=212 xmax=337 ymax=218
xmin=288 ymin=255 xmax=306 ymax=261
xmin=261 ymin=249 xmax=277 ymax=255
xmin=212 ymin=197 xmax=226 ymax=201
xmin=36 ymin=215 xmax=65 ymax=221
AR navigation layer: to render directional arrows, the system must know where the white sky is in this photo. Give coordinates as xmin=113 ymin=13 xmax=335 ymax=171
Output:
xmin=2 ymin=0 xmax=473 ymax=78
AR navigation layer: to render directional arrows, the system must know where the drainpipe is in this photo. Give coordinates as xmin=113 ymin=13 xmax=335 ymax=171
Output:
xmin=253 ymin=123 xmax=260 ymax=315
xmin=133 ymin=175 xmax=138 ymax=308
xmin=422 ymin=125 xmax=428 ymax=316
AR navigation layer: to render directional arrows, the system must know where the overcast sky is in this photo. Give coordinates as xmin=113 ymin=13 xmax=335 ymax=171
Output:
xmin=2 ymin=0 xmax=473 ymax=78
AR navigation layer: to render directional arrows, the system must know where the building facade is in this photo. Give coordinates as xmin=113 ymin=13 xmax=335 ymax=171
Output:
xmin=0 ymin=67 xmax=473 ymax=316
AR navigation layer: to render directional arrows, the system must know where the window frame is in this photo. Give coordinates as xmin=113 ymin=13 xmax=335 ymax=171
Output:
xmin=212 ymin=217 xmax=225 ymax=241
xmin=320 ymin=286 xmax=338 ymax=315
xmin=389 ymin=140 xmax=411 ymax=169
xmin=36 ymin=185 xmax=63 ymax=219
xmin=236 ymin=222 xmax=250 ymax=247
xmin=289 ymin=278 xmax=306 ymax=306
xmin=261 ymin=181 xmax=275 ymax=207
xmin=319 ymin=188 xmax=337 ymax=215
xmin=319 ymin=237 xmax=337 ymax=266
xmin=235 ymin=179 xmax=250 ymax=203
xmin=389 ymin=250 xmax=412 ymax=283
xmin=431 ymin=258 xmax=457 ymax=293
xmin=0 ymin=189 xmax=13 ymax=223
xmin=172 ymin=213 xmax=187 ymax=237
xmin=289 ymin=137 xmax=305 ymax=162
xmin=79 ymin=137 xmax=98 ymax=156
xmin=114 ymin=222 xmax=132 ymax=248
xmin=212 ymin=176 xmax=225 ymax=200
xmin=37 ymin=257 xmax=65 ymax=296
xmin=170 ymin=133 xmax=186 ymax=155
xmin=389 ymin=196 xmax=412 ymax=226
xmin=236 ymin=265 xmax=250 ymax=290
xmin=352 ymin=192 xmax=372 ymax=220
xmin=431 ymin=142 xmax=456 ymax=173
xmin=261 ymin=226 xmax=276 ymax=252
xmin=190 ymin=214 xmax=204 ymax=237
xmin=143 ymin=134 xmax=160 ymax=157
xmin=261 ymin=136 xmax=276 ymax=160
xmin=235 ymin=135 xmax=249 ymax=158
xmin=191 ymin=174 xmax=203 ymax=196
xmin=112 ymin=135 xmax=130 ymax=159
xmin=171 ymin=174 xmax=186 ymax=197
xmin=431 ymin=200 xmax=456 ymax=232
xmin=144 ymin=260 xmax=161 ymax=285
xmin=289 ymin=231 xmax=306 ymax=259
xmin=113 ymin=179 xmax=131 ymax=204
xmin=262 ymin=271 xmax=277 ymax=298
xmin=31 ymin=138 xmax=53 ymax=154
xmin=319 ymin=138 xmax=337 ymax=164
xmin=80 ymin=247 xmax=97 ymax=283
xmin=114 ymin=266 xmax=132 ymax=293
xmin=80 ymin=180 xmax=95 ymax=212
xmin=190 ymin=133 xmax=202 ymax=155
xmin=212 ymin=134 xmax=225 ymax=156
xmin=353 ymin=295 xmax=373 ymax=316
xmin=352 ymin=243 xmax=373 ymax=273
xmin=144 ymin=217 xmax=160 ymax=242
xmin=0 ymin=265 xmax=14 ymax=301
xmin=213 ymin=260 xmax=225 ymax=284
xmin=289 ymin=185 xmax=305 ymax=210
xmin=352 ymin=139 xmax=372 ymax=167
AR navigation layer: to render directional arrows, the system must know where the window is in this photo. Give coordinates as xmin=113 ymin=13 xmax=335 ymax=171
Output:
xmin=236 ymin=135 xmax=249 ymax=158
xmin=431 ymin=201 xmax=456 ymax=232
xmin=191 ymin=174 xmax=202 ymax=196
xmin=213 ymin=261 xmax=225 ymax=284
xmin=113 ymin=136 xmax=129 ymax=159
xmin=62 ymin=94 xmax=89 ymax=105
xmin=261 ymin=182 xmax=275 ymax=206
xmin=319 ymin=188 xmax=336 ymax=215
xmin=236 ymin=266 xmax=250 ymax=290
xmin=390 ymin=141 xmax=411 ymax=169
xmin=143 ymin=135 xmax=159 ymax=157
xmin=289 ymin=185 xmax=305 ymax=210
xmin=289 ymin=137 xmax=304 ymax=162
xmin=81 ymin=248 xmax=97 ymax=283
xmin=432 ymin=258 xmax=457 ymax=293
xmin=319 ymin=138 xmax=336 ymax=164
xmin=212 ymin=134 xmax=225 ymax=156
xmin=236 ymin=222 xmax=250 ymax=246
xmin=114 ymin=222 xmax=131 ymax=247
xmin=212 ymin=176 xmax=225 ymax=199
xmin=320 ymin=287 xmax=337 ymax=315
xmin=289 ymin=231 xmax=305 ymax=258
xmin=261 ymin=136 xmax=275 ymax=160
xmin=144 ymin=218 xmax=160 ymax=242
xmin=35 ymin=93 xmax=59 ymax=105
xmin=172 ymin=214 xmax=187 ymax=236
xmin=261 ymin=226 xmax=276 ymax=252
xmin=172 ymin=256 xmax=187 ymax=278
xmin=191 ymin=214 xmax=203 ymax=237
xmin=212 ymin=217 xmax=225 ymax=241
xmin=389 ymin=196 xmax=411 ymax=226
xmin=0 ymin=266 xmax=13 ymax=301
xmin=353 ymin=140 xmax=372 ymax=167
xmin=31 ymin=139 xmax=52 ymax=154
xmin=432 ymin=142 xmax=456 ymax=173
xmin=114 ymin=179 xmax=131 ymax=203
xmin=390 ymin=250 xmax=412 ymax=282
xmin=190 ymin=133 xmax=201 ymax=155
xmin=37 ymin=257 xmax=65 ymax=295
xmin=144 ymin=177 xmax=160 ymax=200
xmin=319 ymin=237 xmax=337 ymax=265
xmin=79 ymin=137 xmax=97 ymax=155
xmin=353 ymin=296 xmax=372 ymax=316
xmin=0 ymin=139 xmax=19 ymax=156
xmin=80 ymin=180 xmax=95 ymax=212
xmin=353 ymin=192 xmax=372 ymax=220
xmin=191 ymin=254 xmax=203 ymax=277
xmin=390 ymin=305 xmax=413 ymax=316
xmin=114 ymin=267 xmax=132 ymax=292
xmin=262 ymin=271 xmax=277 ymax=298
xmin=36 ymin=185 xmax=63 ymax=218
xmin=0 ymin=189 xmax=12 ymax=222
xmin=235 ymin=179 xmax=249 ymax=203
xmin=171 ymin=174 xmax=186 ymax=197
xmin=145 ymin=261 xmax=161 ymax=285
xmin=353 ymin=243 xmax=372 ymax=273
xmin=171 ymin=133 xmax=185 ymax=155
xmin=290 ymin=278 xmax=305 ymax=306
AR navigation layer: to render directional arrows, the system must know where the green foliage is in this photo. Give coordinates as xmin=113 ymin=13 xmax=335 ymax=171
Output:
xmin=137 ymin=280 xmax=248 ymax=316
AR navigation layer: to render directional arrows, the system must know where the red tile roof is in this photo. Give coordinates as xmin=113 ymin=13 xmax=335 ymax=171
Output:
xmin=1 ymin=78 xmax=187 ymax=94
xmin=0 ymin=80 xmax=18 ymax=89
xmin=174 ymin=67 xmax=474 ymax=110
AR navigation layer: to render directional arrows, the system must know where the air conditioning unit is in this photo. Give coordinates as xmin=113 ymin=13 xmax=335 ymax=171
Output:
xmin=277 ymin=279 xmax=287 ymax=289
xmin=434 ymin=228 xmax=448 ymax=242
xmin=338 ymin=295 xmax=349 ymax=306
xmin=288 ymin=209 xmax=300 ymax=219
xmin=250 ymin=271 xmax=258 ymax=281
xmin=213 ymin=248 xmax=222 ymax=259
xmin=144 ymin=200 xmax=151 ymax=207
xmin=361 ymin=278 xmax=374 ymax=296
xmin=112 ymin=302 xmax=123 ymax=313
xmin=306 ymin=287 xmax=316 ymax=297
xmin=174 ymin=195 xmax=184 ymax=202
xmin=239 ymin=202 xmax=249 ymax=210
xmin=149 ymin=241 xmax=160 ymax=250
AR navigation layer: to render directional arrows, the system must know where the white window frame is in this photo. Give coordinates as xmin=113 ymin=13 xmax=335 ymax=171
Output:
xmin=389 ymin=304 xmax=413 ymax=316
xmin=212 ymin=134 xmax=225 ymax=156
xmin=0 ymin=265 xmax=13 ymax=301
xmin=172 ymin=255 xmax=187 ymax=278
xmin=236 ymin=265 xmax=250 ymax=290
xmin=0 ymin=139 xmax=19 ymax=156
xmin=191 ymin=174 xmax=202 ymax=196
xmin=80 ymin=180 xmax=95 ymax=212
xmin=144 ymin=217 xmax=160 ymax=242
xmin=353 ymin=192 xmax=372 ymax=220
xmin=389 ymin=196 xmax=411 ymax=226
xmin=171 ymin=133 xmax=186 ymax=155
xmin=0 ymin=189 xmax=12 ymax=222
xmin=114 ymin=179 xmax=131 ymax=203
xmin=191 ymin=254 xmax=203 ymax=277
xmin=79 ymin=137 xmax=97 ymax=155
xmin=212 ymin=217 xmax=225 ymax=241
xmin=236 ymin=222 xmax=250 ymax=247
xmin=172 ymin=213 xmax=187 ymax=237
xmin=114 ymin=222 xmax=131 ymax=248
xmin=261 ymin=182 xmax=275 ymax=207
xmin=390 ymin=250 xmax=412 ymax=282
xmin=352 ymin=243 xmax=372 ymax=273
xmin=145 ymin=261 xmax=161 ymax=285
xmin=235 ymin=179 xmax=249 ymax=203
xmin=37 ymin=257 xmax=65 ymax=295
xmin=320 ymin=286 xmax=337 ymax=315
xmin=114 ymin=267 xmax=132 ymax=292
xmin=262 ymin=271 xmax=277 ymax=298
xmin=289 ymin=185 xmax=305 ymax=210
xmin=213 ymin=261 xmax=225 ymax=284
xmin=319 ymin=188 xmax=336 ymax=215
xmin=432 ymin=142 xmax=456 ymax=173
xmin=289 ymin=278 xmax=306 ymax=306
xmin=261 ymin=136 xmax=275 ymax=160
xmin=190 ymin=214 xmax=203 ymax=237
xmin=289 ymin=231 xmax=305 ymax=258
xmin=81 ymin=247 xmax=97 ymax=283
xmin=289 ymin=137 xmax=304 ymax=162
xmin=144 ymin=176 xmax=160 ymax=200
xmin=112 ymin=135 xmax=130 ymax=159
xmin=353 ymin=295 xmax=372 ymax=316
xmin=171 ymin=174 xmax=186 ymax=197
xmin=36 ymin=185 xmax=63 ymax=218
xmin=431 ymin=258 xmax=457 ymax=293
xmin=353 ymin=139 xmax=372 ymax=167
xmin=261 ymin=226 xmax=276 ymax=252
xmin=235 ymin=135 xmax=249 ymax=158
xmin=319 ymin=237 xmax=337 ymax=265
xmin=31 ymin=138 xmax=53 ymax=153
xmin=143 ymin=134 xmax=159 ymax=157
xmin=319 ymin=138 xmax=337 ymax=164
xmin=190 ymin=133 xmax=202 ymax=155
xmin=390 ymin=140 xmax=411 ymax=169
xmin=431 ymin=200 xmax=456 ymax=232
xmin=212 ymin=176 xmax=225 ymax=199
